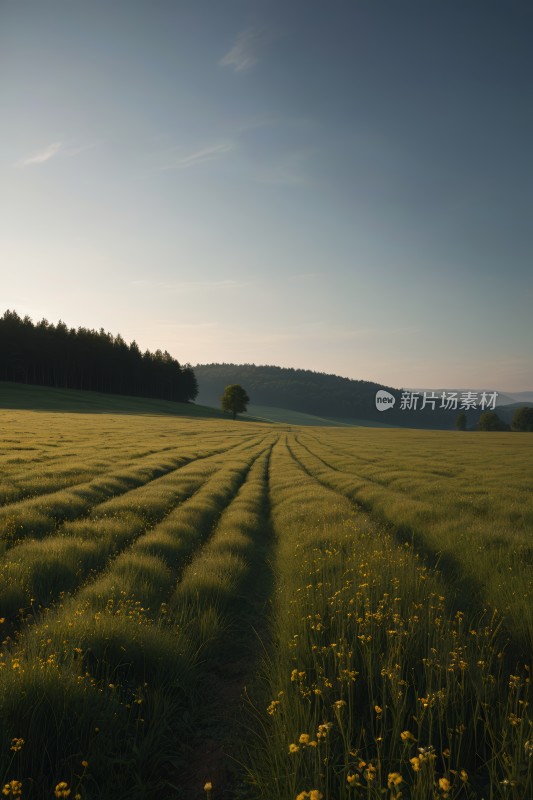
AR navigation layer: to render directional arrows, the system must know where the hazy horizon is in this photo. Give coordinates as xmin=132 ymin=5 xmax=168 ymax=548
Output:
xmin=193 ymin=362 xmax=532 ymax=396
xmin=1 ymin=1 xmax=531 ymax=390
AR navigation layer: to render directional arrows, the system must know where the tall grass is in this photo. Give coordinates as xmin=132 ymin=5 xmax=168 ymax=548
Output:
xmin=0 ymin=441 xmax=273 ymax=798
xmin=0 ymin=408 xmax=531 ymax=799
xmin=0 ymin=433 xmax=274 ymax=622
xmin=243 ymin=439 xmax=532 ymax=800
xmin=291 ymin=432 xmax=533 ymax=655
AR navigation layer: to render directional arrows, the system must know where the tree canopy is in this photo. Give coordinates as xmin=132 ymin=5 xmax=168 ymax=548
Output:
xmin=455 ymin=412 xmax=467 ymax=430
xmin=511 ymin=406 xmax=533 ymax=432
xmin=478 ymin=411 xmax=509 ymax=431
xmin=0 ymin=310 xmax=198 ymax=403
xmin=220 ymin=384 xmax=249 ymax=420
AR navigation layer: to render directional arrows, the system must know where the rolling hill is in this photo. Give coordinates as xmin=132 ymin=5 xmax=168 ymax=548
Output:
xmin=0 ymin=381 xmax=229 ymax=419
xmin=193 ymin=363 xmax=480 ymax=429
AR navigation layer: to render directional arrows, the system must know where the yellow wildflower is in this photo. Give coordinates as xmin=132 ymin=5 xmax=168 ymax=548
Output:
xmin=317 ymin=723 xmax=331 ymax=739
xmin=2 ymin=782 xmax=22 ymax=798
xmin=299 ymin=733 xmax=310 ymax=745
xmin=10 ymin=739 xmax=24 ymax=752
xmin=267 ymin=700 xmax=280 ymax=715
xmin=289 ymin=743 xmax=300 ymax=753
xmin=388 ymin=773 xmax=403 ymax=787
xmin=54 ymin=782 xmax=71 ymax=798
xmin=295 ymin=793 xmax=323 ymax=800
xmin=460 ymin=770 xmax=468 ymax=783
xmin=439 ymin=777 xmax=451 ymax=792
xmin=400 ymin=730 xmax=414 ymax=742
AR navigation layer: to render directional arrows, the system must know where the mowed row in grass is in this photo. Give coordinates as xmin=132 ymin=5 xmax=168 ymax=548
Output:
xmin=0 ymin=406 xmax=276 ymax=798
xmin=290 ymin=428 xmax=533 ymax=655
xmin=0 ymin=401 xmax=531 ymax=799
xmin=244 ymin=436 xmax=532 ymax=800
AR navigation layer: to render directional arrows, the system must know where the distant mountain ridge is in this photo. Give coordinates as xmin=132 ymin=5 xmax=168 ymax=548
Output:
xmin=410 ymin=389 xmax=533 ymax=406
xmin=193 ymin=363 xmax=484 ymax=429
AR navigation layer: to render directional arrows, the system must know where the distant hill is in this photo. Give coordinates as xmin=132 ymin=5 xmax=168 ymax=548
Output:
xmin=509 ymin=392 xmax=533 ymax=404
xmin=495 ymin=402 xmax=533 ymax=425
xmin=411 ymin=388 xmax=533 ymax=407
xmin=194 ymin=364 xmax=477 ymax=429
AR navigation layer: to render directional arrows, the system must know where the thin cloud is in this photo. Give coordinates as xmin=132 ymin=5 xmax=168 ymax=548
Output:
xmin=15 ymin=142 xmax=62 ymax=167
xmin=151 ymin=141 xmax=234 ymax=173
xmin=177 ymin=141 xmax=234 ymax=168
xmin=286 ymin=272 xmax=323 ymax=280
xmin=219 ymin=26 xmax=277 ymax=72
xmin=132 ymin=279 xmax=248 ymax=291
xmin=251 ymin=148 xmax=316 ymax=186
xmin=62 ymin=140 xmax=102 ymax=157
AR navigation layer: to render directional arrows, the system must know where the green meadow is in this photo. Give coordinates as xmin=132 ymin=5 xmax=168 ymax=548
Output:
xmin=0 ymin=394 xmax=531 ymax=799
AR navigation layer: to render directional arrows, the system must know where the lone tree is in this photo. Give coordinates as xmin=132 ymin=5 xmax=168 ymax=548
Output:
xmin=512 ymin=406 xmax=533 ymax=432
xmin=455 ymin=411 xmax=467 ymax=431
xmin=221 ymin=384 xmax=250 ymax=420
xmin=478 ymin=411 xmax=508 ymax=431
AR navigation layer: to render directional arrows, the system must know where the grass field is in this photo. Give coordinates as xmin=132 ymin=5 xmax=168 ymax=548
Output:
xmin=0 ymin=395 xmax=531 ymax=799
xmin=243 ymin=405 xmax=395 ymax=428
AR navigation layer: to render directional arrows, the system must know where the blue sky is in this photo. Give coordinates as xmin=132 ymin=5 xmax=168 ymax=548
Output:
xmin=1 ymin=0 xmax=531 ymax=390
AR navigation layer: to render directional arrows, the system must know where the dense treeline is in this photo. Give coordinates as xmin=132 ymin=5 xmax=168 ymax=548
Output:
xmin=195 ymin=363 xmax=388 ymax=416
xmin=194 ymin=363 xmax=464 ymax=428
xmin=0 ymin=310 xmax=198 ymax=402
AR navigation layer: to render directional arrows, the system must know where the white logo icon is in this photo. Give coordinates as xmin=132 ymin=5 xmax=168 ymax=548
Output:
xmin=375 ymin=390 xmax=396 ymax=411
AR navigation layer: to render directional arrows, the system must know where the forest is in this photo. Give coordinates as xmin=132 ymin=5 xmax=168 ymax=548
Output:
xmin=194 ymin=362 xmax=463 ymax=428
xmin=0 ymin=310 xmax=198 ymax=403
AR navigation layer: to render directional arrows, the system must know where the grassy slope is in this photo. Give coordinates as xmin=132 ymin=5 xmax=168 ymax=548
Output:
xmin=243 ymin=404 xmax=355 ymax=426
xmin=0 ymin=384 xmax=396 ymax=427
xmin=0 ymin=381 xmax=233 ymax=419
xmin=245 ymin=404 xmax=397 ymax=427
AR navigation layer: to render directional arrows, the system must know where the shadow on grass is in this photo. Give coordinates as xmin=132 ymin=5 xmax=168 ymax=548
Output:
xmin=288 ymin=439 xmax=530 ymax=667
xmin=177 ymin=445 xmax=278 ymax=800
xmin=0 ymin=381 xmax=230 ymax=419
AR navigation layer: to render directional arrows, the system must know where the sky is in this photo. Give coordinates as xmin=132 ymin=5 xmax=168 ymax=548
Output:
xmin=1 ymin=0 xmax=532 ymax=391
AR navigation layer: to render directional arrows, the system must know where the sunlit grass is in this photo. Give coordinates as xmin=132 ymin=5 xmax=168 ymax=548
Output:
xmin=243 ymin=439 xmax=532 ymax=800
xmin=0 ymin=406 xmax=531 ymax=798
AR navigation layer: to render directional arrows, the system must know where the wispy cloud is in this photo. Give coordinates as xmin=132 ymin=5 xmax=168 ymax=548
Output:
xmin=219 ymin=26 xmax=278 ymax=72
xmin=149 ymin=141 xmax=234 ymax=173
xmin=251 ymin=148 xmax=316 ymax=186
xmin=132 ymin=278 xmax=248 ymax=292
xmin=175 ymin=141 xmax=234 ymax=168
xmin=15 ymin=141 xmax=62 ymax=167
xmin=62 ymin=140 xmax=102 ymax=158
xmin=286 ymin=271 xmax=323 ymax=281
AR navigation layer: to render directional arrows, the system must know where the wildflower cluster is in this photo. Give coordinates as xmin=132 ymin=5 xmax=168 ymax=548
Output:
xmin=249 ymin=441 xmax=533 ymax=799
